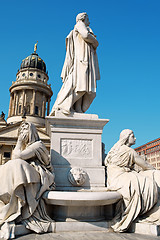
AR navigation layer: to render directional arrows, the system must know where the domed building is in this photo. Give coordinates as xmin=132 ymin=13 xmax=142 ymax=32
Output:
xmin=0 ymin=44 xmax=52 ymax=164
xmin=7 ymin=43 xmax=53 ymax=127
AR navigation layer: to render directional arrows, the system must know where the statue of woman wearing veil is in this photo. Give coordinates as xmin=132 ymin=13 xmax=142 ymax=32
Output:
xmin=105 ymin=129 xmax=160 ymax=233
xmin=0 ymin=122 xmax=55 ymax=239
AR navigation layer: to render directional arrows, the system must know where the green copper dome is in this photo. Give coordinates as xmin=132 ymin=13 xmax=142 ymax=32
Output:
xmin=20 ymin=51 xmax=46 ymax=73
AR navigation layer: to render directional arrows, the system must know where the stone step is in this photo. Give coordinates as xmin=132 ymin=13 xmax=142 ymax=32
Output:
xmin=15 ymin=221 xmax=160 ymax=237
xmin=15 ymin=222 xmax=55 ymax=237
xmin=128 ymin=222 xmax=160 ymax=236
xmin=15 ymin=191 xmax=160 ymax=237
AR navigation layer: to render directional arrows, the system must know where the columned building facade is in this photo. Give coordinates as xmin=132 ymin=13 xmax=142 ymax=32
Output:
xmin=7 ymin=48 xmax=53 ymax=127
xmin=0 ymin=45 xmax=52 ymax=164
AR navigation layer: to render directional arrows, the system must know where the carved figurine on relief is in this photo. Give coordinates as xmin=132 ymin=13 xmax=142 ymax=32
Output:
xmin=105 ymin=129 xmax=160 ymax=233
xmin=50 ymin=12 xmax=100 ymax=115
xmin=0 ymin=121 xmax=55 ymax=239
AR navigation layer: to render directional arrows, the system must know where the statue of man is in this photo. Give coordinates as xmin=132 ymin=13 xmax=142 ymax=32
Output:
xmin=50 ymin=12 xmax=100 ymax=115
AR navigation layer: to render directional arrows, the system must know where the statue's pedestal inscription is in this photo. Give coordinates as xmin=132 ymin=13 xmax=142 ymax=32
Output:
xmin=46 ymin=112 xmax=109 ymax=191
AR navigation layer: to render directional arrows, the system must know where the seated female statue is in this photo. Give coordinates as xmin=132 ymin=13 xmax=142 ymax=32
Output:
xmin=0 ymin=121 xmax=55 ymax=239
xmin=105 ymin=129 xmax=160 ymax=232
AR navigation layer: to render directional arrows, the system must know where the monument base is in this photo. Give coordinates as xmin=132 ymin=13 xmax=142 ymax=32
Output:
xmin=14 ymin=214 xmax=160 ymax=237
xmin=46 ymin=112 xmax=109 ymax=191
xmin=54 ymin=221 xmax=160 ymax=236
xmin=128 ymin=222 xmax=160 ymax=236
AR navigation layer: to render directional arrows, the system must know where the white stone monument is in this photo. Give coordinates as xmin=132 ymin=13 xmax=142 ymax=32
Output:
xmin=46 ymin=112 xmax=108 ymax=191
xmin=45 ymin=112 xmax=122 ymax=228
xmin=50 ymin=12 xmax=100 ymax=116
xmin=45 ymin=14 xmax=160 ymax=236
xmin=45 ymin=12 xmax=122 ymax=231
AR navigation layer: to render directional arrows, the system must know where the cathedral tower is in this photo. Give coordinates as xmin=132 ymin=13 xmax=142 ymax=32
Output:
xmin=7 ymin=44 xmax=53 ymax=127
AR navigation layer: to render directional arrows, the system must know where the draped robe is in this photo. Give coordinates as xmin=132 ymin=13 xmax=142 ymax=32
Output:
xmin=50 ymin=21 xmax=100 ymax=115
xmin=106 ymin=145 xmax=160 ymax=232
xmin=0 ymin=139 xmax=55 ymax=239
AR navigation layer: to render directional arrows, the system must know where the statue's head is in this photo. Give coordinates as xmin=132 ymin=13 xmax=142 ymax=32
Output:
xmin=76 ymin=12 xmax=90 ymax=26
xmin=105 ymin=129 xmax=136 ymax=165
xmin=18 ymin=121 xmax=39 ymax=145
xmin=119 ymin=129 xmax=136 ymax=146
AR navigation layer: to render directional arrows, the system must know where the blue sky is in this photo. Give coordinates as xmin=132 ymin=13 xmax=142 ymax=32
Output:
xmin=0 ymin=0 xmax=160 ymax=152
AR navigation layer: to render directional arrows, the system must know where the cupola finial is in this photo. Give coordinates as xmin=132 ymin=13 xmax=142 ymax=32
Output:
xmin=34 ymin=41 xmax=38 ymax=53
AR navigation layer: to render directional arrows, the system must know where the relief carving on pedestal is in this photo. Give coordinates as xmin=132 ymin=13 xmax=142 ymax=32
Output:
xmin=61 ymin=139 xmax=92 ymax=158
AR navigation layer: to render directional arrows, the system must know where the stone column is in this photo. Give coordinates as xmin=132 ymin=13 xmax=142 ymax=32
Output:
xmin=13 ymin=92 xmax=16 ymax=116
xmin=8 ymin=94 xmax=13 ymax=117
xmin=32 ymin=90 xmax=36 ymax=115
xmin=42 ymin=93 xmax=46 ymax=118
xmin=47 ymin=98 xmax=50 ymax=116
xmin=15 ymin=93 xmax=19 ymax=115
xmin=15 ymin=92 xmax=19 ymax=115
xmin=22 ymin=90 xmax=25 ymax=108
xmin=24 ymin=91 xmax=27 ymax=110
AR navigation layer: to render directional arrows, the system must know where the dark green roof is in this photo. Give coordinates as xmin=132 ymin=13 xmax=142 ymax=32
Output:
xmin=20 ymin=51 xmax=46 ymax=72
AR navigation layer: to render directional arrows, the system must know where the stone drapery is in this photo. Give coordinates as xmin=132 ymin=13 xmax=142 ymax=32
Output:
xmin=0 ymin=122 xmax=55 ymax=239
xmin=50 ymin=13 xmax=100 ymax=115
xmin=105 ymin=129 xmax=160 ymax=232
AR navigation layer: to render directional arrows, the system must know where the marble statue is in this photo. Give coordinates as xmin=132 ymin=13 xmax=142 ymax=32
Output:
xmin=0 ymin=121 xmax=55 ymax=239
xmin=50 ymin=12 xmax=100 ymax=115
xmin=105 ymin=129 xmax=160 ymax=232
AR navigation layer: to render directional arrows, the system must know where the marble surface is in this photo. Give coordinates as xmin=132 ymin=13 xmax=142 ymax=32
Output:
xmin=0 ymin=122 xmax=55 ymax=239
xmin=105 ymin=129 xmax=160 ymax=232
xmin=43 ymin=191 xmax=121 ymax=222
xmin=44 ymin=191 xmax=122 ymax=206
xmin=9 ymin=230 xmax=160 ymax=240
xmin=46 ymin=114 xmax=109 ymax=191
xmin=50 ymin=12 xmax=100 ymax=115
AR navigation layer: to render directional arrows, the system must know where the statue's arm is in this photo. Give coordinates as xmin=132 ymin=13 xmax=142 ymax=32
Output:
xmin=76 ymin=22 xmax=99 ymax=49
xmin=12 ymin=138 xmax=36 ymax=160
xmin=133 ymin=150 xmax=155 ymax=170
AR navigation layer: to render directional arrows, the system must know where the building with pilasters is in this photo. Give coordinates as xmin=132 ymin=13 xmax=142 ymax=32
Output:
xmin=7 ymin=46 xmax=52 ymax=127
xmin=135 ymin=138 xmax=160 ymax=169
xmin=0 ymin=44 xmax=52 ymax=164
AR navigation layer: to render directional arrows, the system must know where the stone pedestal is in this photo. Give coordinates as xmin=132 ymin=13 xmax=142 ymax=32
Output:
xmin=44 ymin=112 xmax=160 ymax=236
xmin=46 ymin=112 xmax=109 ymax=191
xmin=45 ymin=112 xmax=115 ymax=231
